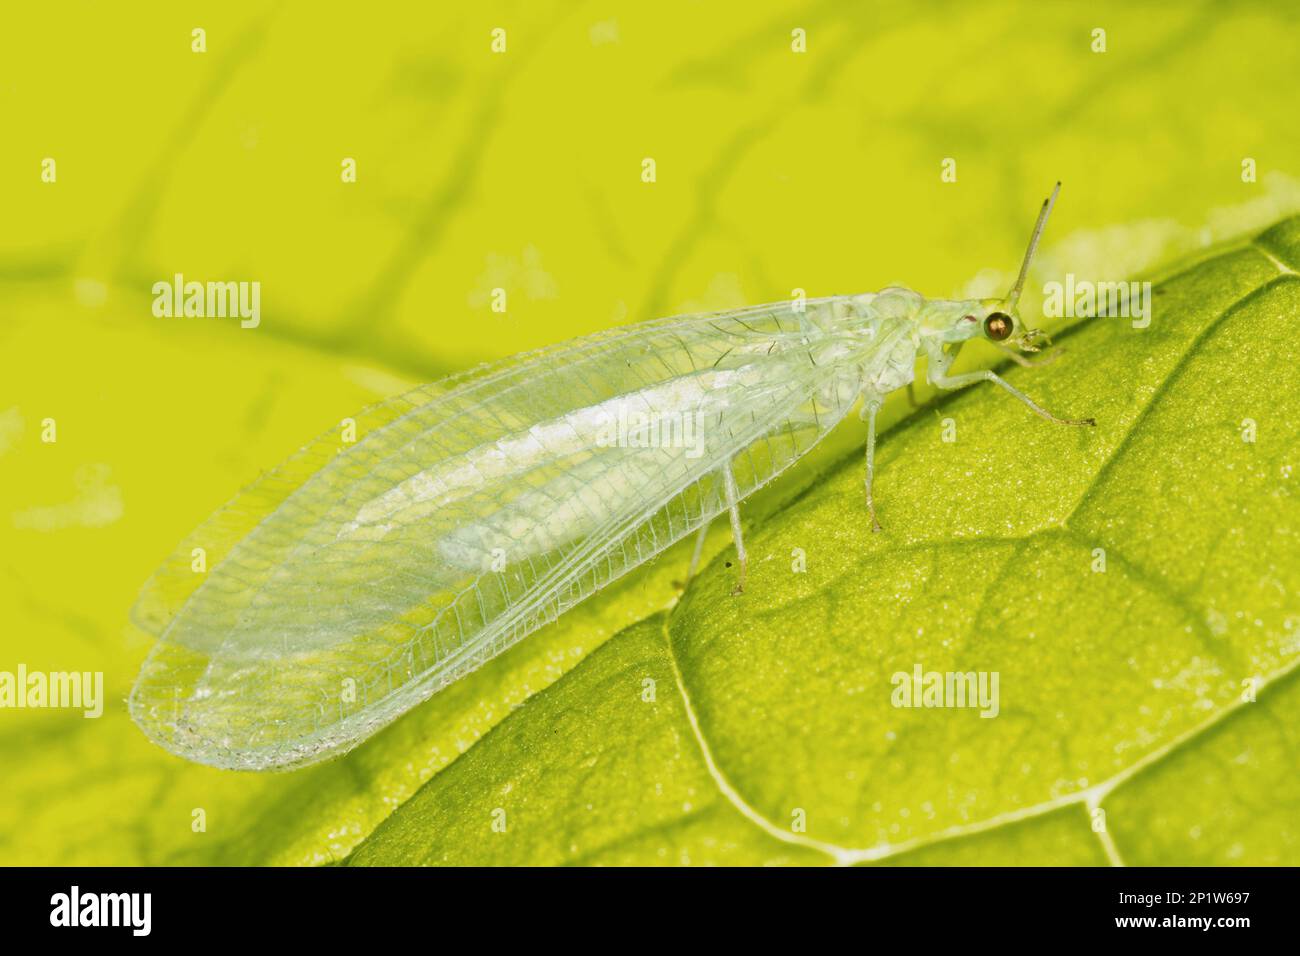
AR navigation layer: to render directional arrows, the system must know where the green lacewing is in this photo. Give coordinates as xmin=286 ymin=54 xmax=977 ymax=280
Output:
xmin=130 ymin=183 xmax=1092 ymax=770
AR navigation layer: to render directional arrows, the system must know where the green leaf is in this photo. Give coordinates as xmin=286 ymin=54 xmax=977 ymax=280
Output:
xmin=347 ymin=218 xmax=1300 ymax=866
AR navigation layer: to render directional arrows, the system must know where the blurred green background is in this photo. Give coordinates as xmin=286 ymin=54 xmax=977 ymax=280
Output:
xmin=2 ymin=1 xmax=1298 ymax=865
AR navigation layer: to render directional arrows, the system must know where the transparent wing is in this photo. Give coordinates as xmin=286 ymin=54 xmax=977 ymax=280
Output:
xmin=130 ymin=299 xmax=873 ymax=769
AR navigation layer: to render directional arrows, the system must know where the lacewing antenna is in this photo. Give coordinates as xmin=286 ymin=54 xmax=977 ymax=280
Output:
xmin=1007 ymin=181 xmax=1061 ymax=309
